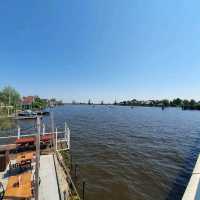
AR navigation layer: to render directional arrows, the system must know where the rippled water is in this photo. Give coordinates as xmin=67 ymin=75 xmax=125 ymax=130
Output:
xmin=4 ymin=105 xmax=200 ymax=200
xmin=47 ymin=105 xmax=200 ymax=200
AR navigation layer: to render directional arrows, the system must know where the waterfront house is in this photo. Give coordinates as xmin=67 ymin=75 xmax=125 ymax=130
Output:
xmin=21 ymin=96 xmax=35 ymax=110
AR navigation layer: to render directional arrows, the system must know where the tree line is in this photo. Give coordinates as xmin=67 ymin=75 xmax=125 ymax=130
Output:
xmin=118 ymin=98 xmax=200 ymax=110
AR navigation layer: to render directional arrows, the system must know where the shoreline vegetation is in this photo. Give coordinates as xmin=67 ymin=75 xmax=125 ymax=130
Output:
xmin=72 ymin=98 xmax=200 ymax=111
xmin=117 ymin=98 xmax=200 ymax=110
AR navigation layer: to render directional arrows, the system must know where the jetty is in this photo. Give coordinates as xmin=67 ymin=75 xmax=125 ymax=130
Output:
xmin=0 ymin=117 xmax=80 ymax=200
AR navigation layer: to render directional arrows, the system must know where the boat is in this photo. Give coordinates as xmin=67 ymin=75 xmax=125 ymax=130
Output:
xmin=15 ymin=110 xmax=50 ymax=120
xmin=16 ymin=110 xmax=37 ymax=119
xmin=18 ymin=110 xmax=37 ymax=117
xmin=0 ymin=118 xmax=81 ymax=200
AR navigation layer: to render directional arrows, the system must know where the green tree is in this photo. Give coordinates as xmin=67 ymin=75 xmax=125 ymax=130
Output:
xmin=183 ymin=99 xmax=190 ymax=106
xmin=190 ymin=99 xmax=196 ymax=106
xmin=32 ymin=97 xmax=47 ymax=109
xmin=162 ymin=99 xmax=170 ymax=107
xmin=171 ymin=98 xmax=182 ymax=106
xmin=0 ymin=86 xmax=21 ymax=109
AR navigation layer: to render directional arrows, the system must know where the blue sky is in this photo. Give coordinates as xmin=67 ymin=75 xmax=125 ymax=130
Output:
xmin=0 ymin=0 xmax=200 ymax=103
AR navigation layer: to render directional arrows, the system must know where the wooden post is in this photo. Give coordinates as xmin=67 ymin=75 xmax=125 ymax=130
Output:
xmin=82 ymin=181 xmax=85 ymax=200
xmin=35 ymin=116 xmax=41 ymax=200
xmin=70 ymin=154 xmax=73 ymax=171
xmin=74 ymin=164 xmax=78 ymax=185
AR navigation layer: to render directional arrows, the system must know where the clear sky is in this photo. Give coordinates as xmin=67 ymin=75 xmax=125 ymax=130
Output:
xmin=0 ymin=0 xmax=200 ymax=103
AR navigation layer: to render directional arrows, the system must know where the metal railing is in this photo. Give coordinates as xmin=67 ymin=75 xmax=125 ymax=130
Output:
xmin=55 ymin=151 xmax=81 ymax=200
xmin=0 ymin=122 xmax=70 ymax=151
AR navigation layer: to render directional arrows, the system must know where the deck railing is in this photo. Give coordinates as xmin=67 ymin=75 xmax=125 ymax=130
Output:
xmin=0 ymin=123 xmax=70 ymax=151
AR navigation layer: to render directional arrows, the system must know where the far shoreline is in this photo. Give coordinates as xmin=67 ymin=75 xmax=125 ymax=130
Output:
xmin=62 ymin=103 xmax=200 ymax=111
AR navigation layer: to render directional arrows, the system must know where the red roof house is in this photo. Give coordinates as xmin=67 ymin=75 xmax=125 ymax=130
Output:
xmin=22 ymin=96 xmax=35 ymax=110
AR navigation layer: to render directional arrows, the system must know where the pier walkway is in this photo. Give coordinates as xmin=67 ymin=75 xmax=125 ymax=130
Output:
xmin=39 ymin=154 xmax=60 ymax=200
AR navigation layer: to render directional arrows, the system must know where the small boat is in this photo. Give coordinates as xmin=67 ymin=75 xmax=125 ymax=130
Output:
xmin=17 ymin=110 xmax=50 ymax=120
xmin=16 ymin=110 xmax=37 ymax=120
xmin=18 ymin=110 xmax=37 ymax=117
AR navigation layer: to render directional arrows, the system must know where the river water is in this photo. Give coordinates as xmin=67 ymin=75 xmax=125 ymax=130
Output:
xmin=47 ymin=105 xmax=200 ymax=200
xmin=4 ymin=105 xmax=200 ymax=200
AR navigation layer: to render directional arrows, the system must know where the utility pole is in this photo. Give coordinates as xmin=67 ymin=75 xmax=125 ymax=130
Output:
xmin=35 ymin=116 xmax=41 ymax=200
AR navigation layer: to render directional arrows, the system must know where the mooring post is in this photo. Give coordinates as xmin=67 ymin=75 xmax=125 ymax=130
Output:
xmin=17 ymin=126 xmax=20 ymax=139
xmin=70 ymin=154 xmax=73 ymax=171
xmin=55 ymin=128 xmax=58 ymax=151
xmin=74 ymin=164 xmax=78 ymax=184
xmin=82 ymin=181 xmax=85 ymax=200
xmin=67 ymin=127 xmax=70 ymax=150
